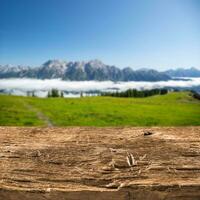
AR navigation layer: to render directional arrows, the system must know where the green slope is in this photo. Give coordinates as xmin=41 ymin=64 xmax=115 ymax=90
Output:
xmin=0 ymin=92 xmax=200 ymax=126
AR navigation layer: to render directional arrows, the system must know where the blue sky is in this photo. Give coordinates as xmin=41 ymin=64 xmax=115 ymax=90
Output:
xmin=0 ymin=0 xmax=200 ymax=70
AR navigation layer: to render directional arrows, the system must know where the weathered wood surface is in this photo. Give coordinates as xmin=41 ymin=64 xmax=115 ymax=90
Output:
xmin=0 ymin=127 xmax=200 ymax=200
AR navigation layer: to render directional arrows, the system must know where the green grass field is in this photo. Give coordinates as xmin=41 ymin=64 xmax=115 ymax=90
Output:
xmin=0 ymin=92 xmax=200 ymax=126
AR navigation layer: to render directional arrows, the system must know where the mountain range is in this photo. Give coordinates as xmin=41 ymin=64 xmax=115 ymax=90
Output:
xmin=165 ymin=67 xmax=200 ymax=78
xmin=0 ymin=59 xmax=199 ymax=81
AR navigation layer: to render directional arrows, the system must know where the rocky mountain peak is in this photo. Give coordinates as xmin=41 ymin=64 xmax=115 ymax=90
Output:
xmin=87 ymin=59 xmax=106 ymax=69
xmin=42 ymin=60 xmax=68 ymax=69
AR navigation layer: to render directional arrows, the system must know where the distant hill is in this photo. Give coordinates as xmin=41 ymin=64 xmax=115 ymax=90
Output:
xmin=165 ymin=67 xmax=200 ymax=77
xmin=0 ymin=59 xmax=171 ymax=81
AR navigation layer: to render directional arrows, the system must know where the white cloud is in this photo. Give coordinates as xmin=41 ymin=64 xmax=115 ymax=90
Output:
xmin=0 ymin=78 xmax=200 ymax=97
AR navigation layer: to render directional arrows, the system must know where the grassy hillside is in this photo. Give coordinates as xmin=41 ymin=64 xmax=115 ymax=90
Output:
xmin=0 ymin=92 xmax=200 ymax=126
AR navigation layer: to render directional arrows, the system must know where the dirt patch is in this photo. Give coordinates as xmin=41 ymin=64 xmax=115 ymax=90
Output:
xmin=0 ymin=127 xmax=200 ymax=199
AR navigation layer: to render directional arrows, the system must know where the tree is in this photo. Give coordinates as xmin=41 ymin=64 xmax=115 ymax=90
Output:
xmin=47 ymin=89 xmax=60 ymax=98
xmin=26 ymin=91 xmax=31 ymax=97
xmin=31 ymin=91 xmax=36 ymax=97
xmin=61 ymin=91 xmax=64 ymax=98
xmin=47 ymin=91 xmax=51 ymax=98
xmin=51 ymin=89 xmax=59 ymax=97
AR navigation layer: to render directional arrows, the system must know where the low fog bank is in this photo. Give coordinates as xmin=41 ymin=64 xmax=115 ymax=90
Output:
xmin=0 ymin=78 xmax=200 ymax=97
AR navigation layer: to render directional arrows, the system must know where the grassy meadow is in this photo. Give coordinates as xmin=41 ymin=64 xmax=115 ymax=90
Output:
xmin=0 ymin=92 xmax=200 ymax=126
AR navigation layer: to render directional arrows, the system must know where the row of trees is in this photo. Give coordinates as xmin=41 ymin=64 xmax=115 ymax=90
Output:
xmin=101 ymin=88 xmax=168 ymax=98
xmin=26 ymin=88 xmax=169 ymax=98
